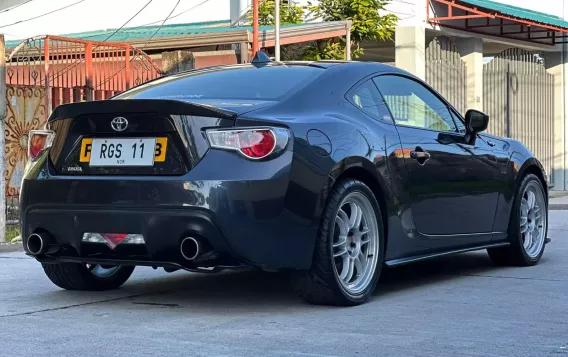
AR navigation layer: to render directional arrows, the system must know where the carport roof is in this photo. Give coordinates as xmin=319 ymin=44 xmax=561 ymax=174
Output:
xmin=427 ymin=0 xmax=568 ymax=45
xmin=5 ymin=20 xmax=351 ymax=51
xmin=460 ymin=0 xmax=568 ymax=29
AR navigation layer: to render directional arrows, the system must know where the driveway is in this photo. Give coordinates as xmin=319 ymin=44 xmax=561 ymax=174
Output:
xmin=0 ymin=211 xmax=567 ymax=357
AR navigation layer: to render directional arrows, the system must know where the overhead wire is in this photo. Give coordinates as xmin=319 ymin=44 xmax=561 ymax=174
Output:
xmin=50 ymin=0 xmax=154 ymax=83
xmin=139 ymin=0 xmax=181 ymax=50
xmin=0 ymin=0 xmax=34 ymax=14
xmin=137 ymin=0 xmax=211 ymax=27
xmin=96 ymin=0 xmax=186 ymax=89
xmin=0 ymin=0 xmax=88 ymax=29
xmin=101 ymin=0 xmax=153 ymax=42
xmin=67 ymin=0 xmax=215 ymax=40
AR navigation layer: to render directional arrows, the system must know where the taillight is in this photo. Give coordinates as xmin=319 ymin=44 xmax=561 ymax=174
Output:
xmin=28 ymin=130 xmax=55 ymax=160
xmin=206 ymin=127 xmax=289 ymax=159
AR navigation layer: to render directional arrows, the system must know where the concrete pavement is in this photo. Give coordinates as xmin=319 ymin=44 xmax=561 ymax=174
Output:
xmin=0 ymin=211 xmax=566 ymax=357
xmin=550 ymin=193 xmax=568 ymax=210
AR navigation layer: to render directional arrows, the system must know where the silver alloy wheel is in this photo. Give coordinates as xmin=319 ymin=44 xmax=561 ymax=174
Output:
xmin=87 ymin=264 xmax=121 ymax=278
xmin=520 ymin=181 xmax=547 ymax=259
xmin=332 ymin=192 xmax=379 ymax=295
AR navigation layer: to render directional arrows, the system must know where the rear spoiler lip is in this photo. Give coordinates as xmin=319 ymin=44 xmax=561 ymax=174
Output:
xmin=48 ymin=99 xmax=238 ymax=122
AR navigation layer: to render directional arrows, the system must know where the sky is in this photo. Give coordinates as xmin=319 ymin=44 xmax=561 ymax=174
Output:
xmin=0 ymin=0 xmax=232 ymax=41
xmin=0 ymin=0 xmax=564 ymax=43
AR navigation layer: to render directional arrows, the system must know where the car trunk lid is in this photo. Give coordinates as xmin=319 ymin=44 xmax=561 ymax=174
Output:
xmin=48 ymin=99 xmax=237 ymax=176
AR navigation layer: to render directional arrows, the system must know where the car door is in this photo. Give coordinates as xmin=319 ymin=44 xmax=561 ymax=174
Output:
xmin=373 ymin=74 xmax=506 ymax=240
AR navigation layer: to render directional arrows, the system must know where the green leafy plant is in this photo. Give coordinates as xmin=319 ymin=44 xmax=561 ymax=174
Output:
xmin=247 ymin=0 xmax=306 ymax=60
xmin=303 ymin=0 xmax=398 ymax=60
xmin=248 ymin=0 xmax=304 ymax=26
xmin=247 ymin=0 xmax=397 ymax=61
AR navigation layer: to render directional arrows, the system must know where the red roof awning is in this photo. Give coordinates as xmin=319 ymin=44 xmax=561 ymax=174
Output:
xmin=427 ymin=0 xmax=568 ymax=46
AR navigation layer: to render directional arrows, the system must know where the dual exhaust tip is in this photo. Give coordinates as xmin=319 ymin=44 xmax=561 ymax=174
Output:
xmin=180 ymin=237 xmax=201 ymax=261
xmin=28 ymin=232 xmax=206 ymax=262
xmin=26 ymin=232 xmax=51 ymax=256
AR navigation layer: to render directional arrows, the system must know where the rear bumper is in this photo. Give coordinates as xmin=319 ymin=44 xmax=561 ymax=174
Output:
xmin=20 ymin=149 xmax=327 ymax=270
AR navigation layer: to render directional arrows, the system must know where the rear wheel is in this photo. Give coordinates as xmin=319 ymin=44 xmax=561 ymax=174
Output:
xmin=488 ymin=174 xmax=548 ymax=266
xmin=42 ymin=262 xmax=135 ymax=291
xmin=291 ymin=179 xmax=384 ymax=306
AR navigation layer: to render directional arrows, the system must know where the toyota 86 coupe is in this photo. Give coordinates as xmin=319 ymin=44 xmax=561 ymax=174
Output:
xmin=21 ymin=53 xmax=549 ymax=306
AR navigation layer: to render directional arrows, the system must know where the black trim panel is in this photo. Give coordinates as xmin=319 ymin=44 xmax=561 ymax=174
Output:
xmin=49 ymin=99 xmax=237 ymax=122
xmin=384 ymin=242 xmax=511 ymax=267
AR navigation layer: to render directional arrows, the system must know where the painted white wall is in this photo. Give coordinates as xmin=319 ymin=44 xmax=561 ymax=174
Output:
xmin=1 ymin=0 xmax=567 ymax=42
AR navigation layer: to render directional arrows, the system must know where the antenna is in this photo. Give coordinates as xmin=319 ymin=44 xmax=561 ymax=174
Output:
xmin=251 ymin=51 xmax=272 ymax=67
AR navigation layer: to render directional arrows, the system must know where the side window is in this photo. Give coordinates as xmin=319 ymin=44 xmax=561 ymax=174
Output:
xmin=372 ymin=75 xmax=457 ymax=132
xmin=349 ymin=80 xmax=393 ymax=123
xmin=450 ymin=110 xmax=466 ymax=132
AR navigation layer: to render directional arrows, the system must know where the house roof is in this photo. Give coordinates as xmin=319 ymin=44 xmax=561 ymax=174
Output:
xmin=5 ymin=20 xmax=327 ymax=49
xmin=428 ymin=0 xmax=568 ymax=46
xmin=459 ymin=0 xmax=568 ymax=30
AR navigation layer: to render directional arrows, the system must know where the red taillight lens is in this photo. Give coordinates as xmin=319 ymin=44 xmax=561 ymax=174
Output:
xmin=207 ymin=128 xmax=288 ymax=160
xmin=239 ymin=130 xmax=275 ymax=158
xmin=28 ymin=130 xmax=54 ymax=160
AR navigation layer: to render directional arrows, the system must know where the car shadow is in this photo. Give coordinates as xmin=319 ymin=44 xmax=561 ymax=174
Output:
xmin=117 ymin=251 xmax=511 ymax=310
xmin=35 ymin=251 xmax=528 ymax=313
xmin=376 ymin=251 xmax=503 ymax=297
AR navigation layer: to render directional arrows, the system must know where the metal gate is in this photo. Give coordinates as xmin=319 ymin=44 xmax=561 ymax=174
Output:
xmin=6 ymin=35 xmax=162 ymax=113
xmin=483 ymin=49 xmax=555 ymax=180
xmin=4 ymin=35 xmax=162 ymax=199
xmin=4 ymin=86 xmax=47 ymax=199
xmin=426 ymin=36 xmax=468 ymax=115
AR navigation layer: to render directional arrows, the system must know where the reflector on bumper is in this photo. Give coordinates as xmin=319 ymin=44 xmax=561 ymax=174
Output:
xmin=82 ymin=233 xmax=145 ymax=249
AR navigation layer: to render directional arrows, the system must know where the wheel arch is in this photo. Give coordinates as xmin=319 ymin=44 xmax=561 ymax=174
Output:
xmin=514 ymin=156 xmax=549 ymax=201
xmin=325 ymin=156 xmax=391 ymax=250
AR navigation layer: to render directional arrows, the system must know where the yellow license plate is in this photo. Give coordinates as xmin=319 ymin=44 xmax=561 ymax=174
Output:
xmin=79 ymin=137 xmax=168 ymax=163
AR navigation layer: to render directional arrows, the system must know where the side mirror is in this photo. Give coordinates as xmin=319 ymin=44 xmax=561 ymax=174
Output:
xmin=464 ymin=109 xmax=489 ymax=145
xmin=465 ymin=109 xmax=489 ymax=134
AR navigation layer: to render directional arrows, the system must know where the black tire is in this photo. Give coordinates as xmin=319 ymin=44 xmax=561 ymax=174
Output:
xmin=42 ymin=262 xmax=135 ymax=291
xmin=487 ymin=174 xmax=547 ymax=266
xmin=291 ymin=179 xmax=385 ymax=306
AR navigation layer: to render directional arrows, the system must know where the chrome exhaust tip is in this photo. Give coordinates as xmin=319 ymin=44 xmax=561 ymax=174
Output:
xmin=180 ymin=237 xmax=200 ymax=261
xmin=27 ymin=233 xmax=46 ymax=255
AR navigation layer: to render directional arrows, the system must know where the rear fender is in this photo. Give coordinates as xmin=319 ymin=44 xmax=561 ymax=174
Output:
xmin=319 ymin=156 xmax=393 ymax=218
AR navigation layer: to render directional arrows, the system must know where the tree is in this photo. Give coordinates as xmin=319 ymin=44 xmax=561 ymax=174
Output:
xmin=248 ymin=0 xmax=304 ymax=26
xmin=247 ymin=0 xmax=397 ymax=61
xmin=247 ymin=0 xmax=306 ymax=60
xmin=303 ymin=0 xmax=398 ymax=60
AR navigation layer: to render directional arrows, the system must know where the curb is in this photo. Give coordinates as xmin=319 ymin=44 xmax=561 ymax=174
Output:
xmin=0 ymin=243 xmax=24 ymax=253
xmin=550 ymin=204 xmax=568 ymax=210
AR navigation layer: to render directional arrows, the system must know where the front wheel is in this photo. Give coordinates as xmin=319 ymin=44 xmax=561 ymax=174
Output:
xmin=42 ymin=262 xmax=135 ymax=291
xmin=488 ymin=174 xmax=548 ymax=266
xmin=291 ymin=179 xmax=384 ymax=306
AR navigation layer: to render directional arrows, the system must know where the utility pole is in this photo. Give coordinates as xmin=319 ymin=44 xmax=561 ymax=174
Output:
xmin=252 ymin=0 xmax=259 ymax=56
xmin=275 ymin=0 xmax=280 ymax=61
xmin=0 ymin=34 xmax=6 ymax=243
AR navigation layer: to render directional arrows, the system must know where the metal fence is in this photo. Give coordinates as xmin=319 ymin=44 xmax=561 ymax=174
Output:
xmin=483 ymin=49 xmax=555 ymax=180
xmin=426 ymin=36 xmax=468 ymax=115
xmin=3 ymin=36 xmax=163 ymax=234
xmin=7 ymin=35 xmax=162 ymax=113
xmin=7 ymin=197 xmax=19 ymax=226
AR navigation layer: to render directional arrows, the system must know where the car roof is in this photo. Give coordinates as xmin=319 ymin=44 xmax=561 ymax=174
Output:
xmin=169 ymin=60 xmax=407 ymax=77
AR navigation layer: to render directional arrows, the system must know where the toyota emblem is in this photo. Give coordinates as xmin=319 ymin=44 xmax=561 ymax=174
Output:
xmin=111 ymin=117 xmax=128 ymax=132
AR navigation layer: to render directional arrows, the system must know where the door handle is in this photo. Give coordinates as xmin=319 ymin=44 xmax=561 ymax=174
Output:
xmin=487 ymin=140 xmax=496 ymax=147
xmin=410 ymin=147 xmax=431 ymax=165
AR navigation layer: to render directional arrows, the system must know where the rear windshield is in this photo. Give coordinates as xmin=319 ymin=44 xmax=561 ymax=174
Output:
xmin=115 ymin=65 xmax=323 ymax=101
